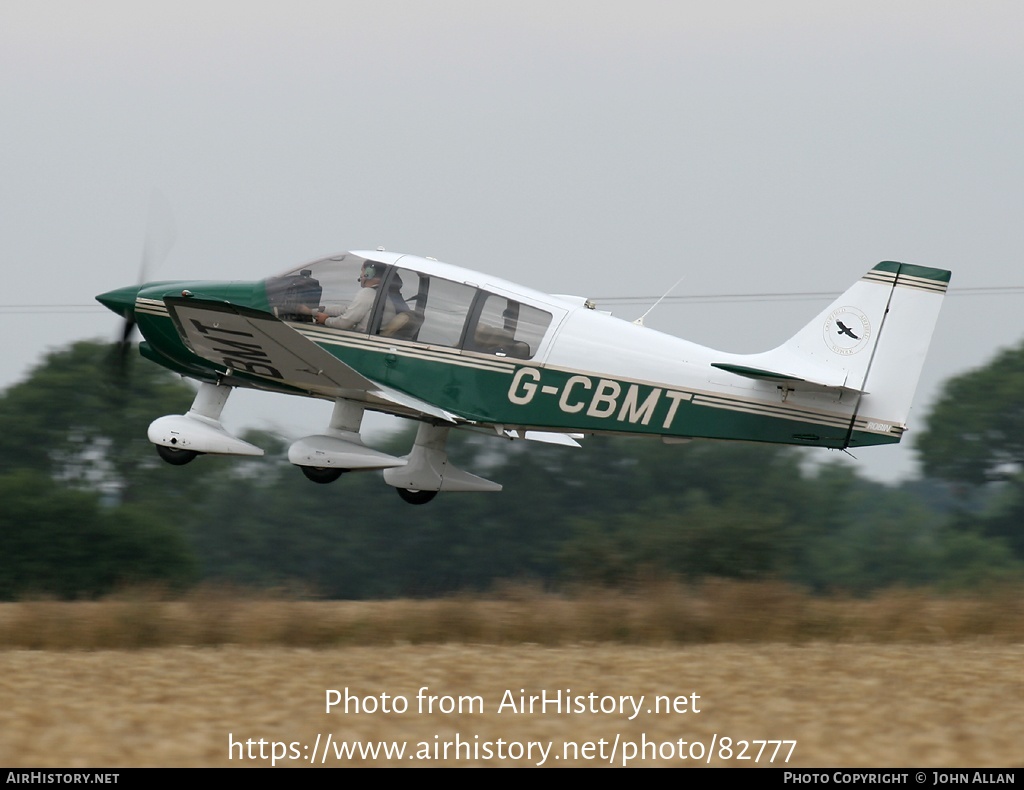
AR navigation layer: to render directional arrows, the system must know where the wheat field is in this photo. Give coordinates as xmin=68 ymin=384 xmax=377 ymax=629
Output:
xmin=0 ymin=585 xmax=1021 ymax=768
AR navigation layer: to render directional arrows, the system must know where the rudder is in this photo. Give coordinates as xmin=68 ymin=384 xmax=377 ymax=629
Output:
xmin=849 ymin=262 xmax=950 ymax=439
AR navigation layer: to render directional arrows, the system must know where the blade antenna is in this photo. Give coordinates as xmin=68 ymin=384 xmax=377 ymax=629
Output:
xmin=633 ymin=275 xmax=686 ymax=326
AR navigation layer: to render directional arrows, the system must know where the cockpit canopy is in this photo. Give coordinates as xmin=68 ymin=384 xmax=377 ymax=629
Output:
xmin=263 ymin=253 xmax=553 ymax=360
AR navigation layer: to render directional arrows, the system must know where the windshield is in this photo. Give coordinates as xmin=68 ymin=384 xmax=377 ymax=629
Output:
xmin=264 ymin=253 xmax=380 ymax=320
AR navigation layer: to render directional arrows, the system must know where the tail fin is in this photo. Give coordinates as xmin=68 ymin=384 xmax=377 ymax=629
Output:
xmin=726 ymin=262 xmax=950 ymax=440
xmin=843 ymin=262 xmax=950 ymax=434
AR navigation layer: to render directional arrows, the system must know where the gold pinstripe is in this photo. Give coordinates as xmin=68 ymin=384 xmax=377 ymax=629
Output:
xmin=138 ymin=298 xmax=902 ymax=437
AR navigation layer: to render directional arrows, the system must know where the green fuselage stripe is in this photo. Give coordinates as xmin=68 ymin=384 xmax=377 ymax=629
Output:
xmin=135 ymin=306 xmax=899 ymax=449
xmin=307 ymin=332 xmax=897 ymax=449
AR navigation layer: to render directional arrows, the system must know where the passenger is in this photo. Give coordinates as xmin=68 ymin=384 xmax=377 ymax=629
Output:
xmin=377 ymin=274 xmax=416 ymax=337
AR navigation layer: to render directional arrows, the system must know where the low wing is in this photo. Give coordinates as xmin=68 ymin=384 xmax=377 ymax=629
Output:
xmin=164 ymin=297 xmax=459 ymax=422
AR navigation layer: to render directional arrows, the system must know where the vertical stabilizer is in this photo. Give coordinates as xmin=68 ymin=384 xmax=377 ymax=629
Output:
xmin=738 ymin=262 xmax=950 ymax=440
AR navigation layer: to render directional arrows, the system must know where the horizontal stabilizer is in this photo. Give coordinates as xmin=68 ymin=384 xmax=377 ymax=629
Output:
xmin=710 ymin=362 xmax=862 ymax=393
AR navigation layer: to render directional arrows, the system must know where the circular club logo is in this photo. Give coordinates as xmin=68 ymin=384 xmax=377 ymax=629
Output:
xmin=823 ymin=306 xmax=871 ymax=355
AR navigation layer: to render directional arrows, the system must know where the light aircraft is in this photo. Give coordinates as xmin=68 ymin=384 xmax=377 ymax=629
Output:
xmin=96 ymin=250 xmax=950 ymax=504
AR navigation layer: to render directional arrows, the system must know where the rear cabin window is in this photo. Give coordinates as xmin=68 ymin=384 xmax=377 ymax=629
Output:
xmin=467 ymin=293 xmax=551 ymax=359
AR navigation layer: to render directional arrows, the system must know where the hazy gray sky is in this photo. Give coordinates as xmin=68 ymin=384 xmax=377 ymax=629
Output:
xmin=3 ymin=1 xmax=1023 ymax=482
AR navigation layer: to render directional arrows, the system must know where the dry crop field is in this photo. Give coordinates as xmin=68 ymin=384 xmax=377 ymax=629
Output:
xmin=0 ymin=584 xmax=1021 ymax=768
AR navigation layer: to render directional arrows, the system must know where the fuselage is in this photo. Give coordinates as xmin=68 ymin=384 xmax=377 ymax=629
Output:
xmin=97 ymin=251 xmax=899 ymax=449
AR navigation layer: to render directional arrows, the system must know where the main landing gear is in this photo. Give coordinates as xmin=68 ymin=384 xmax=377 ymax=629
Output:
xmin=382 ymin=422 xmax=501 ymax=504
xmin=149 ymin=388 xmax=503 ymax=506
xmin=292 ymin=405 xmax=502 ymax=505
xmin=395 ymin=488 xmax=438 ymax=505
xmin=155 ymin=444 xmax=200 ymax=466
xmin=288 ymin=399 xmax=405 ymax=487
xmin=149 ymin=382 xmax=263 ymax=465
xmin=300 ymin=466 xmax=346 ymax=484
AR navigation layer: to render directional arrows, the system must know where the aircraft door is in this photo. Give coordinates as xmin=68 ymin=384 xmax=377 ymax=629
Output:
xmin=402 ymin=274 xmax=476 ymax=349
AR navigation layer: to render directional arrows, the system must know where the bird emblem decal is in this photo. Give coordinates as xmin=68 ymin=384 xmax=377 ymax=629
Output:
xmin=836 ymin=320 xmax=860 ymax=340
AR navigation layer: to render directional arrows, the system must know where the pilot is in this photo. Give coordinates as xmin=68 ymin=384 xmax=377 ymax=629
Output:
xmin=312 ymin=262 xmax=394 ymax=331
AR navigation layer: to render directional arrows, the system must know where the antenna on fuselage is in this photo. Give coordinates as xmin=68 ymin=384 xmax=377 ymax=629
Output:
xmin=633 ymin=275 xmax=686 ymax=326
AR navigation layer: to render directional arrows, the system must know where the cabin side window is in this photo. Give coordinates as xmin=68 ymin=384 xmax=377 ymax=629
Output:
xmin=466 ymin=294 xmax=551 ymax=360
xmin=366 ymin=267 xmax=552 ymax=359
xmin=416 ymin=277 xmax=477 ymax=348
xmin=377 ymin=268 xmax=475 ymax=348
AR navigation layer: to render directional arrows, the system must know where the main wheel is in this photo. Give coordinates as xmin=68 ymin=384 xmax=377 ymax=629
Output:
xmin=396 ymin=488 xmax=438 ymax=505
xmin=300 ymin=466 xmax=345 ymax=484
xmin=156 ymin=444 xmax=199 ymax=466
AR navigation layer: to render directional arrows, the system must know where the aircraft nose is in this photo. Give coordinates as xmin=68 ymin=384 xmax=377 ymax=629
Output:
xmin=95 ymin=285 xmax=141 ymax=318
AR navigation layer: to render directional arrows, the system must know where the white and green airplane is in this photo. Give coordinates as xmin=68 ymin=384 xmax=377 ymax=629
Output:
xmin=96 ymin=250 xmax=950 ymax=504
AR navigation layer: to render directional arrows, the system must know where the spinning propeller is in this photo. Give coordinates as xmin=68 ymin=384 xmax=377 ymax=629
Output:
xmin=111 ymin=190 xmax=176 ymax=371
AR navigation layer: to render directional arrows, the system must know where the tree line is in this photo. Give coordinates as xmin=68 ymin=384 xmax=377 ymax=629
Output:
xmin=0 ymin=341 xmax=1021 ymax=599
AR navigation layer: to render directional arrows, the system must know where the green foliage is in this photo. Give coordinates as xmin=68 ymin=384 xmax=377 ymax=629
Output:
xmin=0 ymin=341 xmax=199 ymax=503
xmin=562 ymin=493 xmax=795 ymax=584
xmin=0 ymin=471 xmax=197 ymax=599
xmin=1 ymin=339 xmax=1020 ymax=599
xmin=0 ymin=342 xmax=203 ymax=598
xmin=915 ymin=339 xmax=1024 ymax=558
xmin=953 ymin=483 xmax=1024 ymax=559
xmin=917 ymin=340 xmax=1024 ymax=485
xmin=183 ymin=429 xmax=580 ymax=597
xmin=136 ymin=429 xmax=1024 ymax=596
xmin=932 ymin=525 xmax=1023 ymax=590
